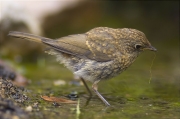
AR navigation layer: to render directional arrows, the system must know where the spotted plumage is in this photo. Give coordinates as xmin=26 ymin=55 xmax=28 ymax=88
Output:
xmin=8 ymin=27 xmax=157 ymax=106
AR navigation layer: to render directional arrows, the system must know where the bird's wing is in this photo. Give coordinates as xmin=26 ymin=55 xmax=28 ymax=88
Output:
xmin=85 ymin=28 xmax=118 ymax=61
xmin=42 ymin=33 xmax=114 ymax=62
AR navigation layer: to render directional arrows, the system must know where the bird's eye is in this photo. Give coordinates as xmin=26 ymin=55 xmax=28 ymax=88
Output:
xmin=135 ymin=44 xmax=142 ymax=49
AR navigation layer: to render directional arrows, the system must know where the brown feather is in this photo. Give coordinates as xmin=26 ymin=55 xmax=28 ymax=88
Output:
xmin=42 ymin=34 xmax=112 ymax=62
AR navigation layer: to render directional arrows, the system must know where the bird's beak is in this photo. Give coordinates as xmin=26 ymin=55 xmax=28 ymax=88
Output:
xmin=146 ymin=46 xmax=157 ymax=52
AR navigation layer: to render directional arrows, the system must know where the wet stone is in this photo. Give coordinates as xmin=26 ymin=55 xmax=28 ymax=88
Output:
xmin=52 ymin=102 xmax=61 ymax=107
xmin=0 ymin=64 xmax=16 ymax=81
xmin=9 ymin=72 xmax=16 ymax=81
xmin=66 ymin=92 xmax=78 ymax=100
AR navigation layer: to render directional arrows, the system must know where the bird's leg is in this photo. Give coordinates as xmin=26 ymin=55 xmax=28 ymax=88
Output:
xmin=80 ymin=78 xmax=92 ymax=96
xmin=92 ymin=81 xmax=111 ymax=106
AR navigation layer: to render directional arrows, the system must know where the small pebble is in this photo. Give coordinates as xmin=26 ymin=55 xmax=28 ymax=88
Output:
xmin=66 ymin=92 xmax=78 ymax=100
xmin=53 ymin=102 xmax=61 ymax=106
xmin=53 ymin=80 xmax=66 ymax=86
xmin=25 ymin=106 xmax=33 ymax=112
xmin=9 ymin=72 xmax=16 ymax=81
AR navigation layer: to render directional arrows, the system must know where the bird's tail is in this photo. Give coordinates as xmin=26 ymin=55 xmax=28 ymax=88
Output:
xmin=8 ymin=31 xmax=52 ymax=43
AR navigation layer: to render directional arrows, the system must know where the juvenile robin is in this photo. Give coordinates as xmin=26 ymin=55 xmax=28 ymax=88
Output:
xmin=8 ymin=27 xmax=157 ymax=106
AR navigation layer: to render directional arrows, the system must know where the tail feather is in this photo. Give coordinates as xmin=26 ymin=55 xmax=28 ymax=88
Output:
xmin=8 ymin=31 xmax=52 ymax=43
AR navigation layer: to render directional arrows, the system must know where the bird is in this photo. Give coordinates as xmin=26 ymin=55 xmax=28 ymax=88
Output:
xmin=8 ymin=27 xmax=157 ymax=106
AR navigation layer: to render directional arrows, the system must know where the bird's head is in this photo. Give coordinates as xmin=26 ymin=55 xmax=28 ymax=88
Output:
xmin=117 ymin=28 xmax=157 ymax=55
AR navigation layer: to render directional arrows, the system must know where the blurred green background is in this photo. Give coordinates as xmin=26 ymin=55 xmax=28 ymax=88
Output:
xmin=0 ymin=1 xmax=179 ymax=119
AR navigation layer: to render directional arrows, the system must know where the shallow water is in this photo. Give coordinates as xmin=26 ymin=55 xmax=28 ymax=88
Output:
xmin=21 ymin=41 xmax=179 ymax=119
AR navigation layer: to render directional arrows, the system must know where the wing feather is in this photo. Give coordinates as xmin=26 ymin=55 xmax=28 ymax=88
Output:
xmin=42 ymin=34 xmax=112 ymax=62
